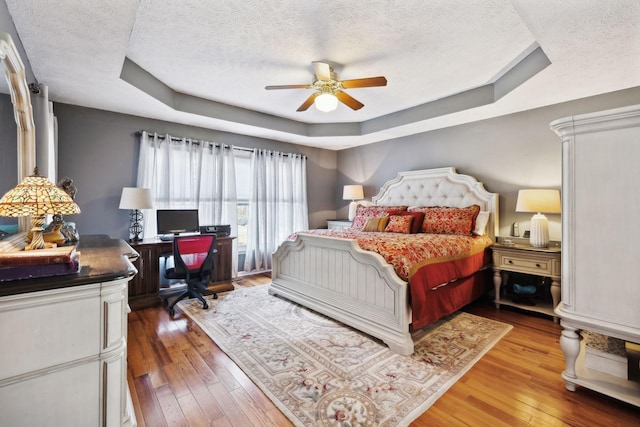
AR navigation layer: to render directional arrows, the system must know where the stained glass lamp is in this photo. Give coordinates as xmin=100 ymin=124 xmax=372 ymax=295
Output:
xmin=0 ymin=168 xmax=81 ymax=250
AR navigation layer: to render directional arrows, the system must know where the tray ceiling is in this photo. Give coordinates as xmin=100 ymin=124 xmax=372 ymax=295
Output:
xmin=1 ymin=0 xmax=639 ymax=150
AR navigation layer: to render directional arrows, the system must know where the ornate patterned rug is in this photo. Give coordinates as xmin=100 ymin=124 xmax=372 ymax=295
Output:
xmin=178 ymin=285 xmax=512 ymax=426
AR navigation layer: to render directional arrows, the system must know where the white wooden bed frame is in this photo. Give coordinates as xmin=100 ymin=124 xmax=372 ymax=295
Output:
xmin=269 ymin=167 xmax=499 ymax=355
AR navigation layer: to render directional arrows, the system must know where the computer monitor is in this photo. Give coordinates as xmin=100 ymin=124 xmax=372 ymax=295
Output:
xmin=156 ymin=209 xmax=199 ymax=236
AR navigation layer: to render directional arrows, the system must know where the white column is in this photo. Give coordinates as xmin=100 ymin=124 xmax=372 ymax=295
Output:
xmin=32 ymin=83 xmax=56 ymax=181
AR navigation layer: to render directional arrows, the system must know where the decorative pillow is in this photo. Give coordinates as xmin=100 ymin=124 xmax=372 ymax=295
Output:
xmin=411 ymin=205 xmax=481 ymax=235
xmin=351 ymin=205 xmax=408 ymax=230
xmin=473 ymin=211 xmax=490 ymax=236
xmin=384 ymin=215 xmax=413 ymax=234
xmin=362 ymin=216 xmax=389 ymax=232
xmin=396 ymin=211 xmax=426 ymax=234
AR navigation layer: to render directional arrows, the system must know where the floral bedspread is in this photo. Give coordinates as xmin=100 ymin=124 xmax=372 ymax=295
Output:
xmin=287 ymin=229 xmax=493 ymax=284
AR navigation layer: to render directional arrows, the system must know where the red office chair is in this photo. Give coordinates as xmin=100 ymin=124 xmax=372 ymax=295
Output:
xmin=163 ymin=235 xmax=217 ymax=316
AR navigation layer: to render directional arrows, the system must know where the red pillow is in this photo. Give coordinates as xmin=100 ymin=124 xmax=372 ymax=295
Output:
xmin=396 ymin=211 xmax=425 ymax=234
xmin=384 ymin=215 xmax=413 ymax=233
xmin=409 ymin=205 xmax=481 ymax=235
xmin=351 ymin=205 xmax=408 ymax=230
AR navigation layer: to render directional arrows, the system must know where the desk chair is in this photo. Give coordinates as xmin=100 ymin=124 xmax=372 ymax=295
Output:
xmin=163 ymin=235 xmax=217 ymax=316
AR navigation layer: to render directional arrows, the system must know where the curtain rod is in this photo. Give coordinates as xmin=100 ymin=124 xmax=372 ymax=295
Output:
xmin=135 ymin=130 xmax=306 ymax=158
xmin=135 ymin=130 xmax=253 ymax=153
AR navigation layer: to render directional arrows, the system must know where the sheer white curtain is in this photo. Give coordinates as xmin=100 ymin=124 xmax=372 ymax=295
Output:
xmin=136 ymin=131 xmax=238 ymax=275
xmin=243 ymin=149 xmax=308 ymax=272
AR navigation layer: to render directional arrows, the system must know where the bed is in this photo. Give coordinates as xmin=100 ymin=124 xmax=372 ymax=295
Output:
xmin=269 ymin=167 xmax=499 ymax=355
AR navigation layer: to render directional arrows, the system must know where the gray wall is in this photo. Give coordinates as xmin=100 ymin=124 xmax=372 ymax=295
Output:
xmin=0 ymin=94 xmax=17 ymax=227
xmin=0 ymin=94 xmax=17 ymax=184
xmin=50 ymin=103 xmax=337 ymax=240
xmin=336 ymin=87 xmax=640 ymax=240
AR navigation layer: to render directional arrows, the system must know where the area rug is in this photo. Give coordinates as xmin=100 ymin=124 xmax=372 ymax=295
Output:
xmin=178 ymin=285 xmax=512 ymax=426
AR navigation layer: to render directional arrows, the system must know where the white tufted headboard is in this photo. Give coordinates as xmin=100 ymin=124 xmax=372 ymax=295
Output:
xmin=372 ymin=167 xmax=499 ymax=240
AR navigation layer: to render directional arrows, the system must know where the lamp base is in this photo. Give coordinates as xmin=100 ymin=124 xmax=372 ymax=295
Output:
xmin=25 ymin=241 xmax=56 ymax=250
xmin=25 ymin=215 xmax=56 ymax=250
xmin=129 ymin=209 xmax=144 ymax=242
xmin=348 ymin=201 xmax=359 ymax=221
xmin=529 ymin=213 xmax=549 ymax=247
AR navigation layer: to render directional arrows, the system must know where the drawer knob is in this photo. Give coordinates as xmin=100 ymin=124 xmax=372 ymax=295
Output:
xmin=536 ymin=263 xmax=541 ymax=268
xmin=508 ymin=260 xmax=513 ymax=264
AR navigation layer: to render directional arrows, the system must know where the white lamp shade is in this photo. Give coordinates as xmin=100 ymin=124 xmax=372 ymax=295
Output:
xmin=343 ymin=185 xmax=364 ymax=201
xmin=119 ymin=187 xmax=153 ymax=210
xmin=515 ymin=189 xmax=561 ymax=214
xmin=315 ymin=93 xmax=338 ymax=112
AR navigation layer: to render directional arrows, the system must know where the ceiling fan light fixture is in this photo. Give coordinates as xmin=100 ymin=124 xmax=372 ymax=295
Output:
xmin=315 ymin=92 xmax=338 ymax=112
xmin=266 ymin=61 xmax=386 ymax=112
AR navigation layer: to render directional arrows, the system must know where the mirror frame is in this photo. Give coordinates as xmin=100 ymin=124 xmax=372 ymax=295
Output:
xmin=0 ymin=32 xmax=35 ymax=231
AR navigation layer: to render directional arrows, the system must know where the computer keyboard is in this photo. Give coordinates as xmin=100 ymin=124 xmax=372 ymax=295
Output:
xmin=159 ymin=235 xmax=175 ymax=242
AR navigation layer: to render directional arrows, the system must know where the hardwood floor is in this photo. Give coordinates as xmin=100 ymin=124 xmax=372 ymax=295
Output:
xmin=127 ymin=274 xmax=640 ymax=426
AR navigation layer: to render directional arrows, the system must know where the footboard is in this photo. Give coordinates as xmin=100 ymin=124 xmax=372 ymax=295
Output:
xmin=269 ymin=234 xmax=413 ymax=355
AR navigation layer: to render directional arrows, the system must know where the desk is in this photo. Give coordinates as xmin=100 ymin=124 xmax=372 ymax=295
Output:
xmin=128 ymin=236 xmax=235 ymax=310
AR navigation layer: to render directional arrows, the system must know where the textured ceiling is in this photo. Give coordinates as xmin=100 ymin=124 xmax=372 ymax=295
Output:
xmin=2 ymin=0 xmax=640 ymax=150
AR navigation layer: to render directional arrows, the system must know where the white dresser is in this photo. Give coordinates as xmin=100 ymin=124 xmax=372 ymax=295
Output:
xmin=551 ymin=104 xmax=640 ymax=406
xmin=0 ymin=235 xmax=138 ymax=426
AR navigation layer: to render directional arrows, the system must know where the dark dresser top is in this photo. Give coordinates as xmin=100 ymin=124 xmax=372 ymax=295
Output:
xmin=0 ymin=234 xmax=138 ymax=297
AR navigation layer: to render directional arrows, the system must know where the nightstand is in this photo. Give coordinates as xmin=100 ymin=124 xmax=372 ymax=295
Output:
xmin=492 ymin=242 xmax=561 ymax=321
xmin=327 ymin=219 xmax=352 ymax=230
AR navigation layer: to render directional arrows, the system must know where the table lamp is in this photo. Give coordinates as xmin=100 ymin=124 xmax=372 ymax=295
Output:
xmin=119 ymin=187 xmax=153 ymax=242
xmin=516 ymin=189 xmax=561 ymax=247
xmin=0 ymin=167 xmax=81 ymax=250
xmin=343 ymin=184 xmax=364 ymax=221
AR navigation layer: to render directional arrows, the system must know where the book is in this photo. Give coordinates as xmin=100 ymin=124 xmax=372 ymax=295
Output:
xmin=0 ymin=254 xmax=80 ymax=281
xmin=0 ymin=244 xmax=78 ymax=267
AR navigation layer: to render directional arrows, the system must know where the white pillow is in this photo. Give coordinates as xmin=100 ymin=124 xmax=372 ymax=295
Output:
xmin=473 ymin=211 xmax=490 ymax=236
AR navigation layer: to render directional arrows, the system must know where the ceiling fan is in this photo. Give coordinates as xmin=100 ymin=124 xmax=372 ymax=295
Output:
xmin=265 ymin=61 xmax=387 ymax=112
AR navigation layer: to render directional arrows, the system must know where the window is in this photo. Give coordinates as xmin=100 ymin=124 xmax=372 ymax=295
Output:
xmin=235 ymin=151 xmax=251 ymax=249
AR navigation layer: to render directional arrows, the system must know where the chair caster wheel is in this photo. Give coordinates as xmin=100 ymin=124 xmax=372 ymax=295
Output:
xmin=168 ymin=308 xmax=175 ymax=316
xmin=203 ymin=302 xmax=209 ymax=309
xmin=212 ymin=293 xmax=218 ymax=300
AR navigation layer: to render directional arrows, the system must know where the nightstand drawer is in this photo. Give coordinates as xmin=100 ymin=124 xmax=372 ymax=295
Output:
xmin=496 ymin=254 xmax=553 ymax=275
xmin=327 ymin=220 xmax=352 ymax=230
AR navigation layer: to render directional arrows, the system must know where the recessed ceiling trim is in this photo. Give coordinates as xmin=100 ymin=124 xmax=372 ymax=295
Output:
xmin=493 ymin=45 xmax=551 ymax=101
xmin=362 ymin=85 xmax=496 ymax=135
xmin=120 ymin=46 xmax=549 ymax=140
xmin=363 ymin=45 xmax=550 ymax=134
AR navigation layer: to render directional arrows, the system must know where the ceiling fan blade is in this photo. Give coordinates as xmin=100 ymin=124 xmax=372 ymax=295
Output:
xmin=312 ymin=61 xmax=332 ymax=81
xmin=297 ymin=93 xmax=318 ymax=111
xmin=340 ymin=76 xmax=387 ymax=88
xmin=335 ymin=90 xmax=364 ymax=111
xmin=265 ymin=84 xmax=310 ymax=90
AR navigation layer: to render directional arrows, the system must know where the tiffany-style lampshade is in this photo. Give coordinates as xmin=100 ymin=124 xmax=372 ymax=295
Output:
xmin=0 ymin=168 xmax=81 ymax=250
